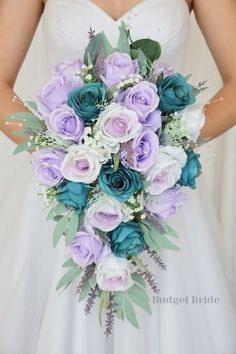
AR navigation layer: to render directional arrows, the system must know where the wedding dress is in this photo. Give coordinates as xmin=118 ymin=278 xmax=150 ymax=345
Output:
xmin=0 ymin=0 xmax=235 ymax=353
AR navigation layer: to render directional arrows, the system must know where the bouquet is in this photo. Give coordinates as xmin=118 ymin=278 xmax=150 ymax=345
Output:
xmin=7 ymin=22 xmax=206 ymax=335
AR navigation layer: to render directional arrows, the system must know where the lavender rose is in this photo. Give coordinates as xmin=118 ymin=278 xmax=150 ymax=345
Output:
xmin=45 ymin=104 xmax=84 ymax=142
xmin=95 ymin=103 xmax=143 ymax=153
xmin=37 ymin=77 xmax=70 ymax=118
xmin=144 ymin=186 xmax=187 ymax=220
xmin=96 ymin=254 xmax=134 ymax=291
xmin=149 ymin=62 xmax=174 ymax=83
xmin=118 ymin=81 xmax=160 ymax=127
xmin=68 ymin=225 xmax=110 ymax=268
xmin=61 ymin=144 xmax=108 ymax=183
xmin=121 ymin=128 xmax=159 ymax=173
xmin=84 ymin=195 xmax=129 ymax=232
xmin=145 ymin=146 xmax=187 ymax=195
xmin=101 ymin=52 xmax=139 ymax=88
xmin=53 ymin=59 xmax=83 ymax=89
xmin=32 ymin=148 xmax=66 ymax=187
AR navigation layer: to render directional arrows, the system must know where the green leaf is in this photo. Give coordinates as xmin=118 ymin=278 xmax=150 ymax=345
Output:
xmin=128 ymin=284 xmax=152 ymax=315
xmin=26 ymin=101 xmax=38 ymax=112
xmin=6 ymin=112 xmax=38 ymax=122
xmin=98 ymin=291 xmax=109 ymax=326
xmin=124 ymin=298 xmax=140 ymax=329
xmin=137 ymin=48 xmax=148 ymax=73
xmin=13 ymin=141 xmax=34 ymax=155
xmin=63 ymin=258 xmax=77 ymax=268
xmin=52 ymin=214 xmax=69 ymax=248
xmin=65 ymin=213 xmax=79 ymax=246
xmin=78 ymin=211 xmax=85 ymax=228
xmin=79 ymin=274 xmax=96 ymax=302
xmin=84 ymin=32 xmax=114 ymax=65
xmin=164 ymin=224 xmax=179 ymax=239
xmin=130 ymin=38 xmax=161 ymax=62
xmin=184 ymin=74 xmax=192 ymax=81
xmin=114 ymin=291 xmax=125 ymax=320
xmin=47 ymin=203 xmax=68 ymax=221
xmin=131 ymin=273 xmax=146 ymax=288
xmin=132 ymin=256 xmax=150 ymax=273
xmin=113 ymin=152 xmax=120 ymax=172
xmin=118 ymin=21 xmax=130 ymax=54
xmin=141 ymin=222 xmax=179 ymax=251
xmin=56 ymin=267 xmax=82 ymax=290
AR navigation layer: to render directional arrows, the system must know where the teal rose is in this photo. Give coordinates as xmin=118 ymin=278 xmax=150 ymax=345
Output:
xmin=67 ymin=83 xmax=107 ymax=125
xmin=157 ymin=73 xmax=196 ymax=113
xmin=99 ymin=163 xmax=142 ymax=202
xmin=178 ymin=151 xmax=202 ymax=189
xmin=111 ymin=222 xmax=147 ymax=258
xmin=56 ymin=180 xmax=90 ymax=215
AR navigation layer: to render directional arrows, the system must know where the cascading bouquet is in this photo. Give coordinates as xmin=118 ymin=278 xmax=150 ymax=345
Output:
xmin=7 ymin=22 xmax=206 ymax=335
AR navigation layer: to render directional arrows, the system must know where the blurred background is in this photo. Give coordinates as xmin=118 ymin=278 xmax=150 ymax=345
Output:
xmin=0 ymin=12 xmax=235 ymax=302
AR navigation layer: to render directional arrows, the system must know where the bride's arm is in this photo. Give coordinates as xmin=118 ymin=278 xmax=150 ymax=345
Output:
xmin=0 ymin=0 xmax=44 ymax=145
xmin=193 ymin=0 xmax=236 ymax=138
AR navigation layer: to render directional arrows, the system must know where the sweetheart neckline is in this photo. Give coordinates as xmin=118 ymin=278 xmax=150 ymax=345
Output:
xmin=87 ymin=0 xmax=190 ymax=23
xmin=44 ymin=0 xmax=190 ymax=23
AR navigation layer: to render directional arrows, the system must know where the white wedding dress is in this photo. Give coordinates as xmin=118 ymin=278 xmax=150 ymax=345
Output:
xmin=0 ymin=0 xmax=235 ymax=353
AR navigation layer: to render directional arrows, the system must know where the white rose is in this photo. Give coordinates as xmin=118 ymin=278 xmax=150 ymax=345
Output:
xmin=84 ymin=194 xmax=129 ymax=232
xmin=179 ymin=105 xmax=206 ymax=142
xmin=95 ymin=102 xmax=143 ymax=153
xmin=61 ymin=144 xmax=107 ymax=183
xmin=145 ymin=146 xmax=187 ymax=195
xmin=96 ymin=253 xmax=135 ymax=291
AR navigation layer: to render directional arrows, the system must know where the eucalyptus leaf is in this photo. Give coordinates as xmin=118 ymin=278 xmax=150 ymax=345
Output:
xmin=124 ymin=298 xmax=140 ymax=329
xmin=79 ymin=274 xmax=96 ymax=302
xmin=52 ymin=214 xmax=69 ymax=248
xmin=164 ymin=224 xmax=179 ymax=239
xmin=47 ymin=203 xmax=68 ymax=220
xmin=137 ymin=48 xmax=148 ymax=73
xmin=6 ymin=112 xmax=39 ymax=122
xmin=113 ymin=152 xmax=120 ymax=172
xmin=131 ymin=273 xmax=146 ymax=288
xmin=130 ymin=38 xmax=161 ymax=62
xmin=13 ymin=141 xmax=34 ymax=155
xmin=84 ymin=32 xmax=114 ymax=65
xmin=56 ymin=267 xmax=82 ymax=290
xmin=118 ymin=21 xmax=130 ymax=54
xmin=98 ymin=291 xmax=109 ymax=326
xmin=26 ymin=101 xmax=38 ymax=112
xmin=65 ymin=213 xmax=79 ymax=246
xmin=128 ymin=284 xmax=152 ymax=315
xmin=128 ymin=283 xmax=149 ymax=302
xmin=63 ymin=258 xmax=77 ymax=268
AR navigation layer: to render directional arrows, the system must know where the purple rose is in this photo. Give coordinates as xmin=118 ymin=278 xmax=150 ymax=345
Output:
xmin=45 ymin=104 xmax=84 ymax=142
xmin=101 ymin=52 xmax=139 ymax=88
xmin=121 ymin=128 xmax=159 ymax=173
xmin=37 ymin=77 xmax=71 ymax=118
xmin=32 ymin=148 xmax=66 ymax=187
xmin=53 ymin=59 xmax=83 ymax=89
xmin=67 ymin=225 xmax=110 ymax=268
xmin=144 ymin=186 xmax=187 ymax=220
xmin=149 ymin=62 xmax=174 ymax=83
xmin=118 ymin=81 xmax=161 ymax=130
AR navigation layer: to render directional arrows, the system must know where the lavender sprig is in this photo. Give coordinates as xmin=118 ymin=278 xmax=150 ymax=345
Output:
xmin=146 ymin=248 xmax=167 ymax=270
xmin=76 ymin=264 xmax=95 ymax=295
xmin=104 ymin=294 xmax=116 ymax=337
xmin=85 ymin=286 xmax=99 ymax=315
xmin=138 ymin=269 xmax=160 ymax=295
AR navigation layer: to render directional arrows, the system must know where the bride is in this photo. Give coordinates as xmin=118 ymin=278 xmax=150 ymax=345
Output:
xmin=0 ymin=0 xmax=236 ymax=353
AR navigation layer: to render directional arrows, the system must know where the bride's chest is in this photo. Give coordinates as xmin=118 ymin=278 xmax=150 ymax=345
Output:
xmin=42 ymin=0 xmax=190 ymax=70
